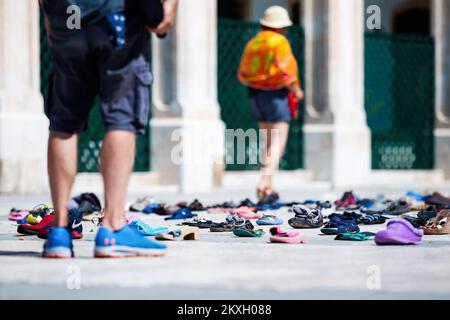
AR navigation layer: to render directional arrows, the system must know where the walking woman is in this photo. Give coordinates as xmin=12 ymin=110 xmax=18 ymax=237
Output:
xmin=238 ymin=6 xmax=304 ymax=199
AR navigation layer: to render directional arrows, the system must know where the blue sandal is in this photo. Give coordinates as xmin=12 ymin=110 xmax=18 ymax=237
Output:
xmin=164 ymin=208 xmax=197 ymax=221
xmin=256 ymin=215 xmax=283 ymax=226
xmin=130 ymin=220 xmax=169 ymax=236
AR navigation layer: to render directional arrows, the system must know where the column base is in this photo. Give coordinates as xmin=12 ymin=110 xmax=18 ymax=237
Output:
xmin=304 ymin=124 xmax=333 ymax=181
xmin=151 ymin=118 xmax=225 ymax=193
xmin=332 ymin=125 xmax=371 ymax=188
xmin=304 ymin=123 xmax=372 ymax=187
xmin=435 ymin=128 xmax=450 ymax=179
xmin=0 ymin=113 xmax=49 ymax=194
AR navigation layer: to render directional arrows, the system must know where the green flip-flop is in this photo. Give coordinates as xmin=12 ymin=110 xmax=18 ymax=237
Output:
xmin=334 ymin=232 xmax=374 ymax=241
xmin=232 ymin=221 xmax=265 ymax=238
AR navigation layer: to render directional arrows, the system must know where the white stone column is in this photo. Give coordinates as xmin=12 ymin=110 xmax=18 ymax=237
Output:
xmin=0 ymin=1 xmax=49 ymax=194
xmin=303 ymin=0 xmax=334 ymax=181
xmin=433 ymin=0 xmax=450 ymax=179
xmin=150 ymin=0 xmax=225 ymax=193
xmin=327 ymin=0 xmax=371 ymax=187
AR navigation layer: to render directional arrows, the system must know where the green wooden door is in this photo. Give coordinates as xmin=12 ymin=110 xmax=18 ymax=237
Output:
xmin=218 ymin=19 xmax=305 ymax=171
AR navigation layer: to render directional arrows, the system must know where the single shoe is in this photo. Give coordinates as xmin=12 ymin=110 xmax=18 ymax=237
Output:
xmin=142 ymin=202 xmax=160 ymax=214
xmin=374 ymin=219 xmax=423 ymax=245
xmin=182 ymin=218 xmax=217 ymax=229
xmin=381 ymin=201 xmax=411 ymax=216
xmin=335 ymin=232 xmax=375 ymax=241
xmin=164 ymin=208 xmax=197 ymax=221
xmin=321 ymin=214 xmax=360 ymax=235
xmin=362 ymin=197 xmax=392 ymax=214
xmin=335 ymin=191 xmax=357 ymax=208
xmin=269 ymin=226 xmax=307 ymax=244
xmin=155 ymin=227 xmax=200 ymax=241
xmin=256 ymin=214 xmax=283 ymax=226
xmin=257 ymin=192 xmax=280 ymax=206
xmin=206 ymin=201 xmax=238 ymax=210
xmin=402 ymin=215 xmax=424 ymax=229
xmin=38 ymin=228 xmax=83 ymax=240
xmin=187 ymin=199 xmax=206 ymax=211
xmin=239 ymin=198 xmax=257 ymax=208
xmin=68 ymin=208 xmax=84 ymax=237
xmin=358 ymin=198 xmax=375 ymax=209
xmin=42 ymin=227 xmax=74 ymax=258
xmin=8 ymin=209 xmax=30 ymax=222
xmin=95 ymin=225 xmax=167 ymax=258
xmin=358 ymin=213 xmax=386 ymax=225
xmin=37 ymin=208 xmax=84 ymax=240
xmin=424 ymin=192 xmax=450 ymax=207
xmin=417 ymin=207 xmax=437 ymax=222
xmin=316 ymin=201 xmax=332 ymax=209
xmin=406 ymin=191 xmax=426 ymax=202
xmin=232 ymin=220 xmax=265 ymax=238
xmin=403 ymin=207 xmax=437 ymax=228
xmin=233 ymin=207 xmax=263 ymax=220
xmin=126 ymin=214 xmax=141 ymax=225
xmin=129 ymin=220 xmax=169 ymax=236
xmin=71 ymin=192 xmax=102 ymax=216
xmin=18 ymin=214 xmax=54 ymax=236
xmin=129 ymin=196 xmax=155 ymax=212
xmin=209 ymin=222 xmax=235 ymax=232
xmin=423 ymin=210 xmax=450 ymax=235
xmin=17 ymin=215 xmax=29 ymax=225
xmin=26 ymin=204 xmax=54 ymax=225
xmin=82 ymin=211 xmax=104 ymax=222
xmin=289 ymin=205 xmax=323 ymax=229
xmin=210 ymin=215 xmax=245 ymax=232
xmin=151 ymin=203 xmax=173 ymax=216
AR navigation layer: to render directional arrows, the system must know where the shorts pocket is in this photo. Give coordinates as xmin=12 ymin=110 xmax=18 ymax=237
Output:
xmin=100 ymin=55 xmax=152 ymax=134
xmin=133 ymin=59 xmax=153 ymax=131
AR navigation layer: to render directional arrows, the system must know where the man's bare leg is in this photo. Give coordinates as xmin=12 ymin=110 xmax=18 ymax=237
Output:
xmin=48 ymin=132 xmax=78 ymax=227
xmin=100 ymin=131 xmax=136 ymax=231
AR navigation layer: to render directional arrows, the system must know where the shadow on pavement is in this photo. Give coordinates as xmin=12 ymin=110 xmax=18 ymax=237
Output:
xmin=0 ymin=250 xmax=41 ymax=257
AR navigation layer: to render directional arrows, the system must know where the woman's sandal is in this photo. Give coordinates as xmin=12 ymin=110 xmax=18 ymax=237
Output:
xmin=269 ymin=226 xmax=307 ymax=244
xmin=129 ymin=220 xmax=169 ymax=236
xmin=155 ymin=226 xmax=200 ymax=241
xmin=210 ymin=223 xmax=235 ymax=232
xmin=256 ymin=187 xmax=267 ymax=200
xmin=232 ymin=220 xmax=265 ymax=238
xmin=423 ymin=210 xmax=450 ymax=235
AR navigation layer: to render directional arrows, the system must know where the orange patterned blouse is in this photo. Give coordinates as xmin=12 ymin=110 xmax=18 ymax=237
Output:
xmin=237 ymin=30 xmax=299 ymax=90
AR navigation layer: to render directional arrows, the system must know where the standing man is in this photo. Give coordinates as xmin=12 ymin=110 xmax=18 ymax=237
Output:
xmin=40 ymin=0 xmax=179 ymax=258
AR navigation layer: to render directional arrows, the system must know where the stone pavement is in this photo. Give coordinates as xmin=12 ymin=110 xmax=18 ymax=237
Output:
xmin=1 ymin=187 xmax=450 ymax=300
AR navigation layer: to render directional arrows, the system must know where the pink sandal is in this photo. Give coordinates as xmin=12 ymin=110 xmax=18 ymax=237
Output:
xmin=233 ymin=207 xmax=263 ymax=220
xmin=126 ymin=214 xmax=141 ymax=225
xmin=8 ymin=209 xmax=30 ymax=222
xmin=269 ymin=226 xmax=307 ymax=244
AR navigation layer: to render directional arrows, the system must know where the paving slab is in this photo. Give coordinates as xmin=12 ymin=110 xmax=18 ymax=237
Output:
xmin=1 ymin=188 xmax=450 ymax=300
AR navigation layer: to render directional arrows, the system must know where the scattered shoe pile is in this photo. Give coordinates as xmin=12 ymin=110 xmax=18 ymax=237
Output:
xmin=7 ymin=190 xmax=450 ymax=258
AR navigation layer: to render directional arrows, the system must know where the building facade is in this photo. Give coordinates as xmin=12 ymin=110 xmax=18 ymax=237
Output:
xmin=0 ymin=0 xmax=449 ymax=194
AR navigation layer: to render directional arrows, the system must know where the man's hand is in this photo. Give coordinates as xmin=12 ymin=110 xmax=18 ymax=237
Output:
xmin=151 ymin=0 xmax=179 ymax=36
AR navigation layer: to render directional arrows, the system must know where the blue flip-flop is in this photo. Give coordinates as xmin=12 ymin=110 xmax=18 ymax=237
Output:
xmin=129 ymin=220 xmax=169 ymax=236
xmin=142 ymin=203 xmax=160 ymax=214
xmin=164 ymin=208 xmax=197 ymax=221
xmin=256 ymin=215 xmax=283 ymax=226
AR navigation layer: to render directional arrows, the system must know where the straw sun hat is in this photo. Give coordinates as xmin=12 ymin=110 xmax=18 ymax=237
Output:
xmin=259 ymin=6 xmax=293 ymax=29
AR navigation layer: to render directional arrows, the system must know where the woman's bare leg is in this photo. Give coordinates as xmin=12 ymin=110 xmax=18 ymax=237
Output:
xmin=257 ymin=122 xmax=271 ymax=197
xmin=258 ymin=121 xmax=290 ymax=197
